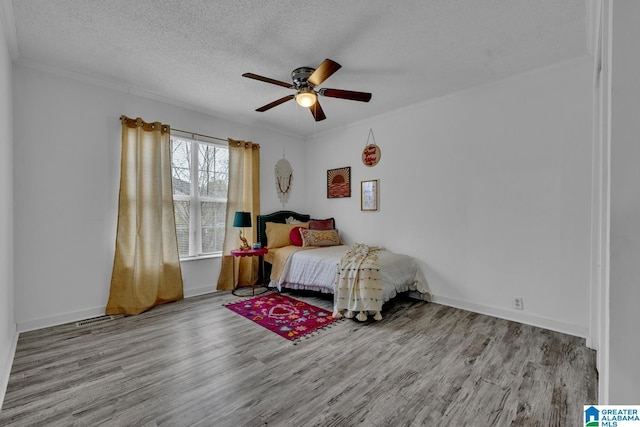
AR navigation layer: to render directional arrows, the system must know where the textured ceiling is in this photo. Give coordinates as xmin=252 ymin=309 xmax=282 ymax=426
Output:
xmin=9 ymin=0 xmax=587 ymax=138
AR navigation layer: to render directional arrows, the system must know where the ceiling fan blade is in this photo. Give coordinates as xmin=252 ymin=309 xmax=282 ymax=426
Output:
xmin=242 ymin=73 xmax=294 ymax=89
xmin=308 ymin=59 xmax=342 ymax=87
xmin=309 ymin=100 xmax=326 ymax=121
xmin=256 ymin=94 xmax=295 ymax=112
xmin=319 ymin=88 xmax=372 ymax=102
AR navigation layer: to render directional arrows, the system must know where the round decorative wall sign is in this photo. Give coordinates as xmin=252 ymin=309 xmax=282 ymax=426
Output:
xmin=362 ymin=143 xmax=381 ymax=167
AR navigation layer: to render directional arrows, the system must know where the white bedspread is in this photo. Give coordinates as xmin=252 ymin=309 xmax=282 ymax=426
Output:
xmin=270 ymin=245 xmax=431 ymax=304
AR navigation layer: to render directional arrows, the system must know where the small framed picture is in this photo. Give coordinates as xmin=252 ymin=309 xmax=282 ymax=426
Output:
xmin=327 ymin=166 xmax=351 ymax=198
xmin=361 ymin=180 xmax=378 ymax=211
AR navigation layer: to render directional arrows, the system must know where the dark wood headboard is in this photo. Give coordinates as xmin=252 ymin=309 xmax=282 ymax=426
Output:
xmin=257 ymin=211 xmax=310 ymax=248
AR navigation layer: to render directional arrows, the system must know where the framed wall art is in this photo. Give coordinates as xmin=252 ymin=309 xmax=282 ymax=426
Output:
xmin=361 ymin=179 xmax=378 ymax=211
xmin=327 ymin=167 xmax=351 ymax=198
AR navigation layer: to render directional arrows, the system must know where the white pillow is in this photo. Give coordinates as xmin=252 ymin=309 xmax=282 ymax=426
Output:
xmin=285 ymin=216 xmax=304 ymax=224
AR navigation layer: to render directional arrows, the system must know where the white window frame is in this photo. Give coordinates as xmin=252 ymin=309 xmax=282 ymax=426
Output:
xmin=171 ymin=135 xmax=228 ymax=260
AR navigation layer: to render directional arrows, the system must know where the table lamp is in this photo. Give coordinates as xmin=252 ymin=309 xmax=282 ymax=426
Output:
xmin=233 ymin=211 xmax=252 ymax=250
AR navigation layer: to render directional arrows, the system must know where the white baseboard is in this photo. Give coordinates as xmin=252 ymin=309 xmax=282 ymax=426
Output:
xmin=15 ymin=289 xmax=587 ymax=340
xmin=431 ymin=295 xmax=589 ymax=339
xmin=183 ymin=285 xmax=217 ymax=298
xmin=0 ymin=328 xmax=18 ymax=411
xmin=16 ymin=288 xmax=218 ymax=333
xmin=17 ymin=306 xmax=106 ymax=333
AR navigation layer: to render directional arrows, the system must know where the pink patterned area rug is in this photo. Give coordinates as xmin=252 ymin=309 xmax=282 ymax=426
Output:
xmin=224 ymin=293 xmax=339 ymax=343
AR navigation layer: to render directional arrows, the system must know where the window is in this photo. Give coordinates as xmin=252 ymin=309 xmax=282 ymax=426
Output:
xmin=170 ymin=135 xmax=229 ymax=258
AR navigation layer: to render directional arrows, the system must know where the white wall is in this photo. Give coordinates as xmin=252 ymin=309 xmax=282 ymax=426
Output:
xmin=0 ymin=6 xmax=16 ymax=409
xmin=307 ymin=56 xmax=593 ymax=337
xmin=608 ymin=0 xmax=640 ymax=403
xmin=12 ymin=64 xmax=306 ymax=331
xmin=10 ymin=54 xmax=595 ymax=343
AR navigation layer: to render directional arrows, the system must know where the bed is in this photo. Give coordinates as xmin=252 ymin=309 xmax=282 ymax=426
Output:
xmin=256 ymin=210 xmax=431 ymax=319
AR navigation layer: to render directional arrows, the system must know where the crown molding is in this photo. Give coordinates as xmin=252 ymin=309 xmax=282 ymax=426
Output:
xmin=15 ymin=56 xmax=306 ymax=141
xmin=0 ymin=0 xmax=19 ymax=60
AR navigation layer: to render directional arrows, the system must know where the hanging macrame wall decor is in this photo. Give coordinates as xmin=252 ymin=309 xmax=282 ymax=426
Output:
xmin=275 ymin=155 xmax=293 ymax=205
xmin=362 ymin=128 xmax=381 ymax=167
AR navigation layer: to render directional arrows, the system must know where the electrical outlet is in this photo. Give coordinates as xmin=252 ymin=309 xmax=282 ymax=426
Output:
xmin=513 ymin=297 xmax=524 ymax=310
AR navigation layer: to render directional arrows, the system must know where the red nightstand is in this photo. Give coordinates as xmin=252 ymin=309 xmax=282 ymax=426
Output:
xmin=231 ymin=247 xmax=269 ymax=296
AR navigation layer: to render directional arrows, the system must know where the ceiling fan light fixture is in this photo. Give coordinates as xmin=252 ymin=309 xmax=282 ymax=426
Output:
xmin=243 ymin=59 xmax=371 ymax=121
xmin=295 ymin=88 xmax=317 ymax=108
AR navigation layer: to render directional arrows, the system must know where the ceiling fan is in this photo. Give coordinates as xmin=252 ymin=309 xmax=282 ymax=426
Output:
xmin=242 ymin=58 xmax=372 ymax=121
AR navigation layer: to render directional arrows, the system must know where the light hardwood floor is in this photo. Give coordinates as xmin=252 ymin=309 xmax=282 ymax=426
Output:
xmin=1 ymin=291 xmax=597 ymax=426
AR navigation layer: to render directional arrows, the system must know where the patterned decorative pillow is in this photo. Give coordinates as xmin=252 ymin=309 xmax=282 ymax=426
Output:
xmin=289 ymin=226 xmax=304 ymax=247
xmin=266 ymin=222 xmax=309 ymax=248
xmin=300 ymin=228 xmax=341 ymax=247
xmin=309 ymin=218 xmax=335 ymax=230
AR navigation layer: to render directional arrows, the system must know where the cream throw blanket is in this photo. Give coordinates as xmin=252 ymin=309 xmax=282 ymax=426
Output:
xmin=333 ymin=243 xmax=383 ymax=321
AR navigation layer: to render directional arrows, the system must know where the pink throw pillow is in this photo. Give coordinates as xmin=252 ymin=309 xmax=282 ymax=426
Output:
xmin=290 ymin=226 xmax=304 ymax=246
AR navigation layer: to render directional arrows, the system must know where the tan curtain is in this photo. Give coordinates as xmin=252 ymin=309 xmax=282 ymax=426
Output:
xmin=217 ymin=139 xmax=261 ymax=290
xmin=106 ymin=116 xmax=184 ymax=315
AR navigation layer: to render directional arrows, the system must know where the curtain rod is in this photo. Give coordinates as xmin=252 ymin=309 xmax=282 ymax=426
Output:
xmin=171 ymin=128 xmax=227 ymax=142
xmin=118 ymin=117 xmax=227 ymax=142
